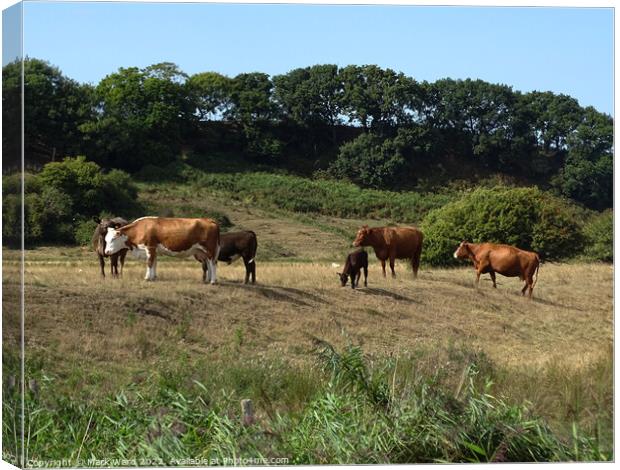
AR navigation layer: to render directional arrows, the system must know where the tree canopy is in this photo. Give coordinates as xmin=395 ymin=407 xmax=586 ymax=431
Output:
xmin=4 ymin=58 xmax=613 ymax=209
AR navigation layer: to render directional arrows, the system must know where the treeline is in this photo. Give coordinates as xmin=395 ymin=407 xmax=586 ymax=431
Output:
xmin=2 ymin=58 xmax=613 ymax=209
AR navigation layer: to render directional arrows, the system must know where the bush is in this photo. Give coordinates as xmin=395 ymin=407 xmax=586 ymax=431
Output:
xmin=26 ymin=187 xmax=74 ymax=244
xmin=74 ymin=219 xmax=99 ymax=247
xmin=582 ymin=211 xmax=613 ymax=262
xmin=2 ymin=194 xmax=22 ymax=247
xmin=329 ymin=133 xmax=407 ymax=189
xmin=4 ymin=158 xmax=140 ymax=246
xmin=421 ymin=186 xmax=584 ymax=266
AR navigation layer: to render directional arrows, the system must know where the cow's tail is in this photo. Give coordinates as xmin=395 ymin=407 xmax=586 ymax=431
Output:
xmin=532 ymin=254 xmax=541 ymax=288
xmin=247 ymin=230 xmax=258 ymax=264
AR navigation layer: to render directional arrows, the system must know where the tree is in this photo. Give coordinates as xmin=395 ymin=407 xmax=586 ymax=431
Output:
xmin=228 ymin=72 xmax=276 ymax=123
xmin=339 ymin=65 xmax=412 ymax=132
xmin=552 ymin=107 xmax=613 ymax=209
xmin=2 ymin=58 xmax=93 ymax=170
xmin=81 ymin=63 xmax=191 ymax=171
xmin=273 ymin=64 xmax=343 ymax=128
xmin=187 ymin=71 xmax=233 ymax=121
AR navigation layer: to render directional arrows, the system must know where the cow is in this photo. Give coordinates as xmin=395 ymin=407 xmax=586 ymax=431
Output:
xmin=453 ymin=241 xmax=540 ymax=298
xmin=92 ymin=216 xmax=128 ymax=278
xmin=104 ymin=217 xmax=220 ymax=283
xmin=338 ymin=249 xmax=368 ymax=289
xmin=198 ymin=230 xmax=258 ymax=284
xmin=352 ymin=225 xmax=423 ymax=278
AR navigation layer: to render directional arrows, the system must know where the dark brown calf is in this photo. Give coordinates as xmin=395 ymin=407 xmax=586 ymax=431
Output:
xmin=92 ymin=217 xmax=128 ymax=278
xmin=338 ymin=250 xmax=368 ymax=289
xmin=199 ymin=230 xmax=258 ymax=284
xmin=453 ymin=241 xmax=540 ymax=298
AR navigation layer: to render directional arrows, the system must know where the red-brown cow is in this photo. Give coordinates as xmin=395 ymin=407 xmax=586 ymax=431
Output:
xmin=352 ymin=225 xmax=423 ymax=278
xmin=453 ymin=241 xmax=540 ymax=298
xmin=104 ymin=217 xmax=220 ymax=283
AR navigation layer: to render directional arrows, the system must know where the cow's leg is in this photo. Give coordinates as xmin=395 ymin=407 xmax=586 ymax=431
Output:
xmin=119 ymin=250 xmax=127 ymax=278
xmin=475 ymin=269 xmax=482 ymax=288
xmin=202 ymin=260 xmax=208 ymax=282
xmin=111 ymin=254 xmax=119 ymax=278
xmin=380 ymin=259 xmax=387 ymax=277
xmin=207 ymin=256 xmax=217 ymax=284
xmin=250 ymin=259 xmax=256 ymax=284
xmin=411 ymin=243 xmax=422 ymax=279
xmin=98 ymin=254 xmax=106 ymax=278
xmin=489 ymin=271 xmax=497 ymax=288
xmin=389 ymin=254 xmax=396 ymax=278
xmin=243 ymin=257 xmax=251 ymax=284
xmin=363 ymin=265 xmax=368 ymax=287
xmin=355 ymin=270 xmax=361 ymax=288
xmin=145 ymin=248 xmax=157 ymax=281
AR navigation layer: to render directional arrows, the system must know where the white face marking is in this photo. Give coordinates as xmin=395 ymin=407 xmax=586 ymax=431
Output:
xmin=453 ymin=250 xmax=459 ymax=259
xmin=104 ymin=228 xmax=129 ymax=255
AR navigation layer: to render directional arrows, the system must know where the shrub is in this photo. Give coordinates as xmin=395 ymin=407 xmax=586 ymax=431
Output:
xmin=3 ymin=158 xmax=140 ymax=246
xmin=329 ymin=133 xmax=408 ymax=189
xmin=582 ymin=211 xmax=613 ymax=262
xmin=26 ymin=187 xmax=74 ymax=244
xmin=38 ymin=156 xmax=139 ymax=218
xmin=421 ymin=187 xmax=584 ymax=266
xmin=2 ymin=194 xmax=22 ymax=247
xmin=74 ymin=219 xmax=98 ymax=247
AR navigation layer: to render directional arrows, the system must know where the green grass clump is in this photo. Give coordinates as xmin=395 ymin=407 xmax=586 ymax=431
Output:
xmin=3 ymin=344 xmax=610 ymax=466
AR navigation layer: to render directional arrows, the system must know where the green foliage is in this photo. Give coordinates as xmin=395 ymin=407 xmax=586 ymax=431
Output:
xmin=74 ymin=219 xmax=99 ymax=247
xmin=38 ymin=156 xmax=138 ymax=218
xmin=2 ymin=193 xmax=22 ymax=247
xmin=421 ymin=187 xmax=584 ymax=266
xmin=2 ymin=58 xmax=93 ymax=169
xmin=3 ymin=158 xmax=139 ymax=246
xmin=582 ymin=211 xmax=613 ymax=262
xmin=329 ymin=132 xmax=408 ymax=188
xmin=81 ymin=64 xmax=191 ymax=171
xmin=193 ymin=171 xmax=453 ymax=222
xmin=25 ymin=187 xmax=74 ymax=244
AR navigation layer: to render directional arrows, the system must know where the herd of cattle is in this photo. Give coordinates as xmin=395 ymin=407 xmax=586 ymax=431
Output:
xmin=93 ymin=216 xmax=541 ymax=298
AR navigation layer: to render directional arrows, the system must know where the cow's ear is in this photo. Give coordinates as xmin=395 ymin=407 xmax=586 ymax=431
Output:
xmin=336 ymin=272 xmax=342 ymax=276
xmin=93 ymin=216 xmax=101 ymax=224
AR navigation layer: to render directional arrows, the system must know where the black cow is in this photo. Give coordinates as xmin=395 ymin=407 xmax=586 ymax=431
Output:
xmin=338 ymin=249 xmax=368 ymax=289
xmin=92 ymin=217 xmax=128 ymax=278
xmin=198 ymin=230 xmax=258 ymax=284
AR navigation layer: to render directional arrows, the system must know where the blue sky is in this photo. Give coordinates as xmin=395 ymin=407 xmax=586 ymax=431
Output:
xmin=7 ymin=1 xmax=615 ymax=115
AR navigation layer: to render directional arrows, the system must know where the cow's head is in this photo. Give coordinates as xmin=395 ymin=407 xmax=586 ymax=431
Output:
xmin=337 ymin=272 xmax=348 ymax=287
xmin=104 ymin=227 xmax=129 ymax=255
xmin=453 ymin=241 xmax=470 ymax=259
xmin=353 ymin=225 xmax=370 ymax=247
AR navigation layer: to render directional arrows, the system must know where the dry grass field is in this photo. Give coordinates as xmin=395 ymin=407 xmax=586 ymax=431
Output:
xmin=2 ymin=199 xmax=614 ymax=461
xmin=3 ymin=246 xmax=612 ymax=385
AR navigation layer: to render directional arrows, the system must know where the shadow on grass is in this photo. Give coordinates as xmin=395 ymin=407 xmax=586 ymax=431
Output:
xmin=359 ymin=287 xmax=419 ymax=303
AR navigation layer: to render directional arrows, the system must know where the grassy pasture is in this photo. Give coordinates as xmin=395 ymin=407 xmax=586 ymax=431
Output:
xmin=2 ymin=184 xmax=613 ymax=464
xmin=2 ymin=246 xmax=613 ymax=463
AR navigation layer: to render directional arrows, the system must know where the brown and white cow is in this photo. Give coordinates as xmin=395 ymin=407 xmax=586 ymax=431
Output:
xmin=352 ymin=225 xmax=423 ymax=278
xmin=104 ymin=217 xmax=220 ymax=283
xmin=453 ymin=241 xmax=540 ymax=298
